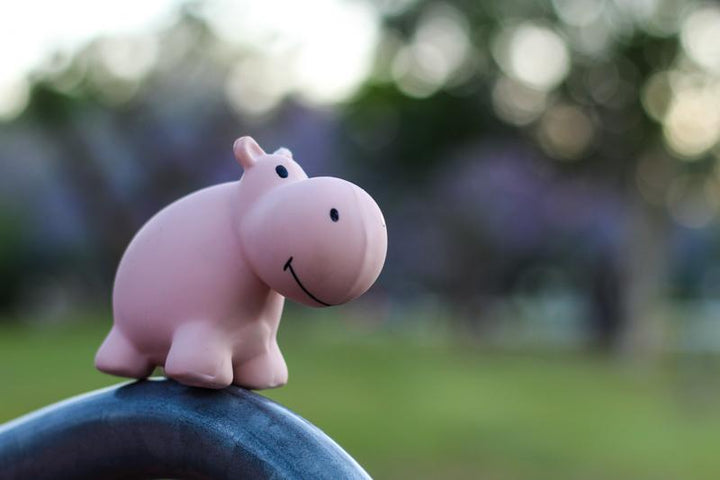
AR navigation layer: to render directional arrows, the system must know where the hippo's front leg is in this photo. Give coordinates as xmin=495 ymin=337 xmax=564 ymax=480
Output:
xmin=233 ymin=343 xmax=288 ymax=390
xmin=164 ymin=322 xmax=234 ymax=389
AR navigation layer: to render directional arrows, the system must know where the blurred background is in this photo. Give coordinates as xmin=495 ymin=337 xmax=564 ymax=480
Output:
xmin=2 ymin=0 xmax=720 ymax=478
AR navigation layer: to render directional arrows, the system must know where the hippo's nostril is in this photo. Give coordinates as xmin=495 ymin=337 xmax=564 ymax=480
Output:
xmin=329 ymin=208 xmax=339 ymax=222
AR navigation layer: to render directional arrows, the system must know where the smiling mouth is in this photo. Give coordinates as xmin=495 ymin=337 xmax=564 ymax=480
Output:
xmin=283 ymin=257 xmax=332 ymax=307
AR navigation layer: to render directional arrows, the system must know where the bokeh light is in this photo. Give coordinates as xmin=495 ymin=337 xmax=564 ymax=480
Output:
xmin=538 ymin=103 xmax=595 ymax=160
xmin=491 ymin=76 xmax=548 ymax=126
xmin=493 ymin=22 xmax=570 ymax=91
xmin=203 ymin=0 xmax=380 ymax=109
xmin=552 ymin=0 xmax=604 ymax=27
xmin=662 ymin=81 xmax=720 ymax=159
xmin=391 ymin=3 xmax=470 ymax=98
xmin=681 ymin=5 xmax=720 ymax=74
xmin=642 ymin=70 xmax=673 ymax=121
xmin=225 ymin=56 xmax=292 ymax=117
xmin=0 ymin=76 xmax=30 ymax=121
xmin=97 ymin=35 xmax=159 ymax=82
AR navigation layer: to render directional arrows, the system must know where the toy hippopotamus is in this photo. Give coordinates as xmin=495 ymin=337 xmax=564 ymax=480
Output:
xmin=95 ymin=136 xmax=387 ymax=389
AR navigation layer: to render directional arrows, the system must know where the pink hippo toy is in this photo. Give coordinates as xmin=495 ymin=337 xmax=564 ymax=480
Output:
xmin=95 ymin=136 xmax=387 ymax=389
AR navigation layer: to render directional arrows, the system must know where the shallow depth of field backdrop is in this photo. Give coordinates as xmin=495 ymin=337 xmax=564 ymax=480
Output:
xmin=2 ymin=0 xmax=720 ymax=478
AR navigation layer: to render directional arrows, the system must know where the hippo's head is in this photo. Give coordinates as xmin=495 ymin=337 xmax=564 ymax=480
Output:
xmin=234 ymin=137 xmax=387 ymax=307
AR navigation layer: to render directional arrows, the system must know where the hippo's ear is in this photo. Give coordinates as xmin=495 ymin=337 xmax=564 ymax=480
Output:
xmin=233 ymin=136 xmax=266 ymax=169
xmin=274 ymin=147 xmax=293 ymax=158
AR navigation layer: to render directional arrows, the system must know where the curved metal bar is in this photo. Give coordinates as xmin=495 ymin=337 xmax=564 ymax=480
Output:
xmin=0 ymin=378 xmax=371 ymax=480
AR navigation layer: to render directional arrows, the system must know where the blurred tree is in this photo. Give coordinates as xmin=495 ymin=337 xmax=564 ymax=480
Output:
xmin=11 ymin=6 xmax=242 ymax=299
xmin=3 ymin=0 xmax=719 ymax=358
xmin=0 ymin=4 xmax=343 ymax=313
xmin=343 ymin=0 xmax=720 ymax=356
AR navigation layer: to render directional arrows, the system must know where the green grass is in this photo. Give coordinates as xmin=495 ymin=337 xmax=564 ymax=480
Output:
xmin=1 ymin=311 xmax=720 ymax=479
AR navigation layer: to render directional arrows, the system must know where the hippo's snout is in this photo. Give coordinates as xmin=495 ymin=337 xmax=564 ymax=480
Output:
xmin=241 ymin=177 xmax=387 ymax=308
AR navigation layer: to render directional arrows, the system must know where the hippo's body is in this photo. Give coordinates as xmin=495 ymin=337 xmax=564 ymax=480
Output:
xmin=95 ymin=137 xmax=387 ymax=389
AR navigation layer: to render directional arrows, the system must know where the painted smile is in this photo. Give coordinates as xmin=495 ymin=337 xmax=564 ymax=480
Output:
xmin=283 ymin=257 xmax=332 ymax=307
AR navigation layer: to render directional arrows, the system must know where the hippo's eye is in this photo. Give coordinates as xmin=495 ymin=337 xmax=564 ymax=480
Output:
xmin=275 ymin=165 xmax=288 ymax=178
xmin=330 ymin=208 xmax=339 ymax=222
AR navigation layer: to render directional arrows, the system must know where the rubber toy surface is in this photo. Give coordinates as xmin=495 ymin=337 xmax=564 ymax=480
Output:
xmin=95 ymin=137 xmax=387 ymax=389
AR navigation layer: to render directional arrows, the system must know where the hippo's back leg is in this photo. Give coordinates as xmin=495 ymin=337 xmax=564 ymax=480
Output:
xmin=95 ymin=326 xmax=154 ymax=378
